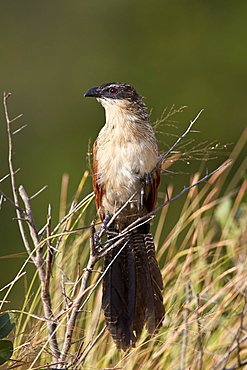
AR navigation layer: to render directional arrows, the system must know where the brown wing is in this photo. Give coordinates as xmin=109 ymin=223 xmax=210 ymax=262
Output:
xmin=145 ymin=168 xmax=161 ymax=213
xmin=93 ymin=139 xmax=104 ymax=219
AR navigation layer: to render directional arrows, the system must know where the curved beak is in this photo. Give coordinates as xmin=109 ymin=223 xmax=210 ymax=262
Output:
xmin=84 ymin=86 xmax=101 ymax=98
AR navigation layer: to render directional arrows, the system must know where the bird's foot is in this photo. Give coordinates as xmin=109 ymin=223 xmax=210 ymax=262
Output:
xmin=143 ymin=172 xmax=153 ymax=185
xmin=140 ymin=173 xmax=153 ymax=208
xmin=94 ymin=213 xmax=111 ymax=247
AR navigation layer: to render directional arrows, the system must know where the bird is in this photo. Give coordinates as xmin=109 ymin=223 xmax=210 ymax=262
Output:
xmin=84 ymin=82 xmax=164 ymax=350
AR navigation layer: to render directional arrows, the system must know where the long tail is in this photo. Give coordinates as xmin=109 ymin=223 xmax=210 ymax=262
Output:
xmin=102 ymin=231 xmax=164 ymax=350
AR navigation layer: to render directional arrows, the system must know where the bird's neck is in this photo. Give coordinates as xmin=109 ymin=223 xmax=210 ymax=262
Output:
xmin=98 ymin=97 xmax=149 ymax=134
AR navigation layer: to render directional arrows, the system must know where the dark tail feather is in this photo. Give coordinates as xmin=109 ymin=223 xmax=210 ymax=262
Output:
xmin=102 ymin=232 xmax=164 ymax=350
xmin=133 ymin=233 xmax=164 ymax=334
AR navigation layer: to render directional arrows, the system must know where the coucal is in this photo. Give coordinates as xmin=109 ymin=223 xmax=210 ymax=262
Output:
xmin=84 ymin=82 xmax=164 ymax=350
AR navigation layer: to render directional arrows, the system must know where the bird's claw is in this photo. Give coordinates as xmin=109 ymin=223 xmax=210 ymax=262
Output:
xmin=143 ymin=172 xmax=153 ymax=185
xmin=94 ymin=213 xmax=111 ymax=247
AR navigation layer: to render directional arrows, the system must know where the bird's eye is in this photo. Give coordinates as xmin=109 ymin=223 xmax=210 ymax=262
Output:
xmin=109 ymin=87 xmax=118 ymax=94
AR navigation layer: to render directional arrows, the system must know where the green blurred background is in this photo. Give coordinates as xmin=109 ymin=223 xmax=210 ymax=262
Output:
xmin=0 ymin=1 xmax=246 ymax=309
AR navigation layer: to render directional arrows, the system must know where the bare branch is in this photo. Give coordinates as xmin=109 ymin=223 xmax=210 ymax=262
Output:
xmin=12 ymin=124 xmax=28 ymax=135
xmin=0 ymin=272 xmax=26 ymax=292
xmin=0 ymin=173 xmax=10 ymax=183
xmin=9 ymin=113 xmax=23 ymax=124
xmin=29 ymin=185 xmax=48 ymax=200
xmin=45 ymin=204 xmax=53 ymax=291
xmin=152 ymin=104 xmax=188 ymax=131
xmin=73 ymin=325 xmax=107 ymax=368
xmin=0 ymin=189 xmax=24 ymax=213
xmin=58 ymin=252 xmax=98 ymax=363
xmin=3 ymin=92 xmax=33 ymax=257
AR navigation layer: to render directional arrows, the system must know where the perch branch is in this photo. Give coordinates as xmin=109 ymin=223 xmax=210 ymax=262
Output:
xmin=58 ymin=223 xmax=99 ymax=364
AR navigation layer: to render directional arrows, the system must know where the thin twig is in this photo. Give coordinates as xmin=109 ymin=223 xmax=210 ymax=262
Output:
xmin=73 ymin=325 xmax=107 ymax=368
xmin=51 ymin=192 xmax=94 ymax=236
xmin=58 ymin=252 xmax=98 ymax=364
xmin=221 ymin=358 xmax=247 ymax=370
xmin=12 ymin=124 xmax=28 ymax=135
xmin=105 ymin=183 xmax=143 ymax=230
xmin=153 ymin=109 xmax=204 ymax=175
xmin=45 ymin=204 xmax=53 ymax=292
xmin=3 ymin=92 xmax=33 ymax=258
xmin=0 ymin=272 xmax=26 ymax=292
xmin=0 ymin=189 xmax=24 ymax=213
xmin=9 ymin=112 xmax=23 ymax=123
xmin=29 ymin=185 xmax=48 ymax=200
xmin=54 ymin=200 xmax=77 ymax=250
xmin=0 ymin=173 xmax=10 ymax=183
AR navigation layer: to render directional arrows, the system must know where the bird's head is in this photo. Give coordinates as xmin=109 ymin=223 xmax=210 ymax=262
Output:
xmin=84 ymin=82 xmax=149 ymax=122
xmin=84 ymin=82 xmax=142 ymax=101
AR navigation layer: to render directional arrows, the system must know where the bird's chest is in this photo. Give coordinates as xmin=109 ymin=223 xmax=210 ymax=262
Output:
xmin=96 ymin=134 xmax=146 ymax=192
xmin=96 ymin=129 xmax=157 ymax=214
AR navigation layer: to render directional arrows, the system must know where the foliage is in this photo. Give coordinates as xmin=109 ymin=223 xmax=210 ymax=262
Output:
xmin=0 ymin=313 xmax=15 ymax=366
